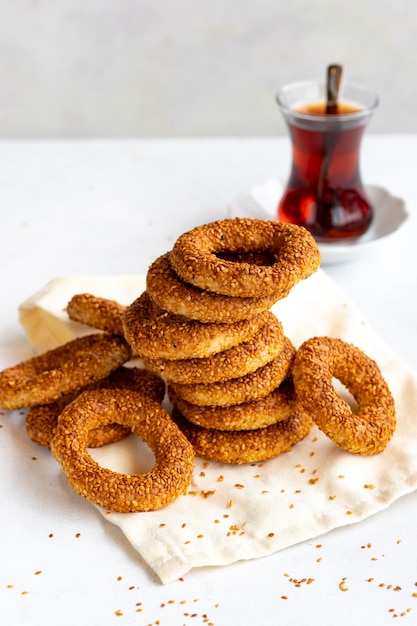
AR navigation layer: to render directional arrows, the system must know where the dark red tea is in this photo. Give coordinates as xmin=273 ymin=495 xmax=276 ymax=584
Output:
xmin=277 ymin=96 xmax=375 ymax=240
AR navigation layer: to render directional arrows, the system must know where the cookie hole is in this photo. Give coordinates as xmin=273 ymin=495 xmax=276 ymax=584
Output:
xmin=333 ymin=378 xmax=359 ymax=414
xmin=89 ymin=434 xmax=156 ymax=474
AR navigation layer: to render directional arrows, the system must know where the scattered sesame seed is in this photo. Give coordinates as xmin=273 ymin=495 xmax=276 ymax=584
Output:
xmin=201 ymin=490 xmax=216 ymax=498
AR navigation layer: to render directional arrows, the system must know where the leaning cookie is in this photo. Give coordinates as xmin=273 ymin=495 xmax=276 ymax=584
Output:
xmin=292 ymin=336 xmax=396 ymax=455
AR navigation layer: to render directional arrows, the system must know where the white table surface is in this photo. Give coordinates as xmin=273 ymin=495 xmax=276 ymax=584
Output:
xmin=1 ymin=136 xmax=416 ymax=625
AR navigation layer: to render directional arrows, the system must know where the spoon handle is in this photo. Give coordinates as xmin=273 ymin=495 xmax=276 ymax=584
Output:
xmin=326 ymin=64 xmax=343 ymax=113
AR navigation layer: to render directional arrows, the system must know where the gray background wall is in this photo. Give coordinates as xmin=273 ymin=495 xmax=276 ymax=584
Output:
xmin=1 ymin=0 xmax=416 ymax=138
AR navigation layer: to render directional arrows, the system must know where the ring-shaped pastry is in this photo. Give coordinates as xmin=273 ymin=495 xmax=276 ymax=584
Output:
xmin=26 ymin=366 xmax=165 ymax=448
xmin=146 ymin=252 xmax=282 ymax=323
xmin=66 ymin=293 xmax=126 ymax=336
xmin=170 ymin=217 xmax=320 ymax=298
xmin=172 ymin=405 xmax=313 ymax=464
xmin=50 ymin=388 xmax=195 ymax=512
xmin=143 ymin=313 xmax=284 ymax=384
xmin=122 ymin=291 xmax=270 ymax=360
xmin=292 ymin=336 xmax=396 ymax=455
xmin=168 ymin=380 xmax=297 ymax=431
xmin=169 ymin=337 xmax=296 ymax=407
xmin=0 ymin=333 xmax=131 ymax=410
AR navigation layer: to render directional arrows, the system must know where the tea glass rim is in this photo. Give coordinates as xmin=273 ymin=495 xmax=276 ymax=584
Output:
xmin=276 ymin=79 xmax=379 ymax=123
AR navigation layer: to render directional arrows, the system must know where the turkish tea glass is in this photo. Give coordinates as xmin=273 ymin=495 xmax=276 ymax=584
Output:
xmin=276 ymin=80 xmax=378 ymax=240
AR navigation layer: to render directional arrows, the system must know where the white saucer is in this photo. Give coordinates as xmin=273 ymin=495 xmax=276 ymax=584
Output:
xmin=228 ymin=179 xmax=409 ymax=266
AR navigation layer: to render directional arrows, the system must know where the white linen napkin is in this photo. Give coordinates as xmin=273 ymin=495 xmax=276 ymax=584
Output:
xmin=18 ymin=273 xmax=417 ymax=584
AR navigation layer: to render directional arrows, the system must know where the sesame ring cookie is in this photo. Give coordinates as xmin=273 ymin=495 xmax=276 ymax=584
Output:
xmin=169 ymin=337 xmax=296 ymax=407
xmin=146 ymin=252 xmax=282 ymax=323
xmin=27 ymin=400 xmax=131 ymax=449
xmin=122 ymin=291 xmax=270 ymax=360
xmin=143 ymin=312 xmax=285 ymax=384
xmin=171 ymin=405 xmax=313 ymax=464
xmin=50 ymin=388 xmax=195 ymax=512
xmin=292 ymin=336 xmax=396 ymax=455
xmin=26 ymin=366 xmax=165 ymax=448
xmin=170 ymin=217 xmax=320 ymax=298
xmin=66 ymin=293 xmax=126 ymax=336
xmin=168 ymin=380 xmax=297 ymax=431
xmin=0 ymin=333 xmax=132 ymax=411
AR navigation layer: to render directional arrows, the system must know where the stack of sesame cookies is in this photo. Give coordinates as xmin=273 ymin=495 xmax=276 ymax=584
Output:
xmin=123 ymin=218 xmax=321 ymax=463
